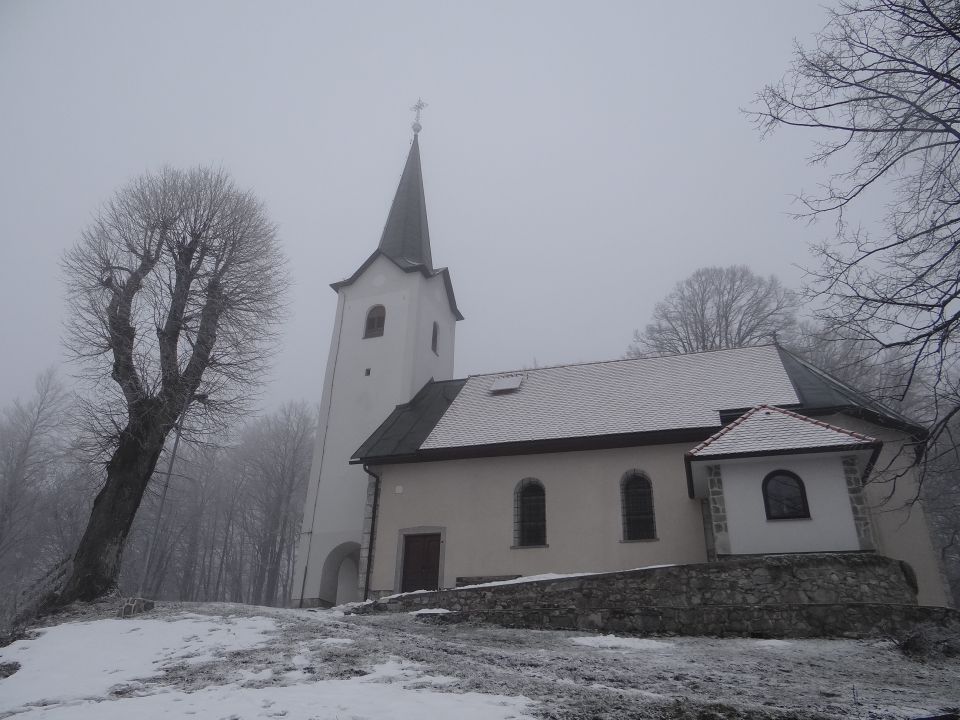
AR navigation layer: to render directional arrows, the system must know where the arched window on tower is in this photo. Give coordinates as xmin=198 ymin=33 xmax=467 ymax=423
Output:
xmin=621 ymin=471 xmax=656 ymax=541
xmin=762 ymin=470 xmax=810 ymax=520
xmin=431 ymin=321 xmax=439 ymax=354
xmin=364 ymin=305 xmax=385 ymax=338
xmin=514 ymin=479 xmax=546 ymax=547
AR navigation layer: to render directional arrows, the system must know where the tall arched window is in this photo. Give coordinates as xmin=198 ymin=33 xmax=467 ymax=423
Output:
xmin=431 ymin=321 xmax=439 ymax=354
xmin=364 ymin=305 xmax=385 ymax=338
xmin=621 ymin=471 xmax=656 ymax=541
xmin=762 ymin=470 xmax=810 ymax=520
xmin=514 ymin=478 xmax=546 ymax=547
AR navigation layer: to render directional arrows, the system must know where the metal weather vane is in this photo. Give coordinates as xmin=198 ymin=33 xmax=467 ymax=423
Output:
xmin=411 ymin=97 xmax=427 ymax=134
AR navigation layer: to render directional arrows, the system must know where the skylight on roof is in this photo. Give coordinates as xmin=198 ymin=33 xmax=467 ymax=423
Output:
xmin=489 ymin=374 xmax=524 ymax=394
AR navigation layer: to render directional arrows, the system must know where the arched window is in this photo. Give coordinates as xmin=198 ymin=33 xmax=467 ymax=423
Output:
xmin=431 ymin=321 xmax=439 ymax=354
xmin=364 ymin=305 xmax=385 ymax=338
xmin=621 ymin=471 xmax=656 ymax=541
xmin=514 ymin=478 xmax=546 ymax=547
xmin=762 ymin=470 xmax=810 ymax=520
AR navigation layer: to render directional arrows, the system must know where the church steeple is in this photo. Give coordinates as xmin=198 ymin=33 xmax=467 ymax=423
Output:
xmin=377 ymin=133 xmax=433 ymax=271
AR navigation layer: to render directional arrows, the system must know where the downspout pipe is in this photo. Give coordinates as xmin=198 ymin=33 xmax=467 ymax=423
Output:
xmin=362 ymin=464 xmax=382 ymax=601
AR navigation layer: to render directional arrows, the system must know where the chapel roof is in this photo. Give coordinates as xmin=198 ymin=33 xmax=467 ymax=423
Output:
xmin=686 ymin=404 xmax=879 ymax=460
xmin=351 ymin=344 xmax=924 ymax=465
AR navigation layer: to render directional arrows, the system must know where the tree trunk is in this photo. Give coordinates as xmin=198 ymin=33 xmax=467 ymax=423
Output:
xmin=264 ymin=515 xmax=288 ymax=606
xmin=178 ymin=508 xmax=202 ymax=601
xmin=60 ymin=413 xmax=168 ymax=602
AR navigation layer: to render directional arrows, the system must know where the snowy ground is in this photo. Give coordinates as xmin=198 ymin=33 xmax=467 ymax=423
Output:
xmin=1 ymin=600 xmax=957 ymax=719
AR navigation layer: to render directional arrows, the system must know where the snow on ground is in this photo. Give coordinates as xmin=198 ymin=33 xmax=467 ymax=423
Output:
xmin=0 ymin=614 xmax=275 ymax=709
xmin=569 ymin=635 xmax=672 ymax=651
xmin=1 ymin=601 xmax=957 ymax=720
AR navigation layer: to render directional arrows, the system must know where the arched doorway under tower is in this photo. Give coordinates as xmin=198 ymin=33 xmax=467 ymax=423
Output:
xmin=318 ymin=541 xmax=361 ymax=606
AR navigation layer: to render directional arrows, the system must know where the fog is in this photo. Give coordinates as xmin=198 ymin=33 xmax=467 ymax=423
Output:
xmin=0 ymin=1 xmax=854 ymax=411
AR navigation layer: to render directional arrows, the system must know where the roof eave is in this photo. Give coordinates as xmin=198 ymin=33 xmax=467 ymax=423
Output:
xmin=352 ymin=425 xmax=720 ymax=465
xmin=330 ymin=250 xmax=463 ymax=320
xmin=686 ymin=440 xmax=883 ymax=463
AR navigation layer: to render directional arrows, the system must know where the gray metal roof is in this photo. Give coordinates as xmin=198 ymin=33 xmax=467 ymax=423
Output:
xmin=377 ymin=134 xmax=432 ymax=271
xmin=352 ymin=379 xmax=466 ymax=463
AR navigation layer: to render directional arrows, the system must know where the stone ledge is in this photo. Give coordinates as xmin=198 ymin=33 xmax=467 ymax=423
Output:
xmin=411 ymin=603 xmax=960 ymax=639
xmin=354 ymin=553 xmax=935 ymax=638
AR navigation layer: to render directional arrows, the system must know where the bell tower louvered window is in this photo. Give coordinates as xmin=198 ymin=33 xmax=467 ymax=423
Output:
xmin=364 ymin=305 xmax=386 ymax=338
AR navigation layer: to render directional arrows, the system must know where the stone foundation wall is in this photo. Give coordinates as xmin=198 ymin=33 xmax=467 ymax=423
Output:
xmin=351 ymin=553 xmax=948 ymax=638
xmin=404 ymin=602 xmax=960 ymax=638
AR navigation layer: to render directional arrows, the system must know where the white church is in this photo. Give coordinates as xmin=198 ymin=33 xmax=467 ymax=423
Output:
xmin=290 ymin=123 xmax=949 ymax=609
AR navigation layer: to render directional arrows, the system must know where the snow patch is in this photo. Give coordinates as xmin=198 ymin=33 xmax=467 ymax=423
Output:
xmin=0 ymin=615 xmax=276 ymax=711
xmin=317 ymin=637 xmax=356 ymax=646
xmin=570 ymin=635 xmax=672 ymax=651
xmin=457 ymin=572 xmax=596 ymax=590
xmin=1 ymin=668 xmax=535 ymax=720
xmin=410 ymin=608 xmax=453 ymax=615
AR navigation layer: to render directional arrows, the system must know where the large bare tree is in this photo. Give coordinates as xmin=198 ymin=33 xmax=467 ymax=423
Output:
xmin=58 ymin=167 xmax=287 ymax=603
xmin=628 ymin=265 xmax=796 ymax=357
xmin=752 ymin=0 xmax=960 ymax=459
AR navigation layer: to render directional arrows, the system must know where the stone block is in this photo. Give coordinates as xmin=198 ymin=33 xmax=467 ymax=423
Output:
xmin=118 ymin=597 xmax=155 ymax=618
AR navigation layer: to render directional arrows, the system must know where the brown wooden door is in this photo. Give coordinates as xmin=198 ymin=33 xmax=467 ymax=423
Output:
xmin=401 ymin=533 xmax=441 ymax=592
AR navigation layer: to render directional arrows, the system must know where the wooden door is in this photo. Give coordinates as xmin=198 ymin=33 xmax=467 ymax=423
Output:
xmin=401 ymin=533 xmax=441 ymax=593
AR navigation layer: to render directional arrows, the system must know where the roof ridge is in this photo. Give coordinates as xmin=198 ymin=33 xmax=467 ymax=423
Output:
xmin=465 ymin=344 xmax=779 ymax=379
xmin=688 ymin=405 xmax=765 ymax=455
xmin=689 ymin=403 xmax=877 ymax=456
xmin=775 ymin=346 xmax=918 ymax=426
xmin=757 ymin=403 xmax=877 ymax=442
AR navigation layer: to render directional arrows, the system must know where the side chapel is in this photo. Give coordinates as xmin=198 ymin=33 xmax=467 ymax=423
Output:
xmin=291 ymin=120 xmax=949 ymax=609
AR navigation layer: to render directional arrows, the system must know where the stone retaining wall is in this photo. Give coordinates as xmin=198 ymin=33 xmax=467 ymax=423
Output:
xmin=351 ymin=553 xmax=955 ymax=638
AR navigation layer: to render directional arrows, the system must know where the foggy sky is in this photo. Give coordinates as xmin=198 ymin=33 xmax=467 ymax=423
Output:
xmin=0 ymin=1 xmax=857 ymax=412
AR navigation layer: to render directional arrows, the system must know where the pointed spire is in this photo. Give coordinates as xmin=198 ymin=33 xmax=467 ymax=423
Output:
xmin=377 ymin=133 xmax=433 ymax=270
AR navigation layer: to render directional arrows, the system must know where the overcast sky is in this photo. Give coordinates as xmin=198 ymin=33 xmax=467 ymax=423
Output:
xmin=0 ymin=1 xmax=858 ymax=412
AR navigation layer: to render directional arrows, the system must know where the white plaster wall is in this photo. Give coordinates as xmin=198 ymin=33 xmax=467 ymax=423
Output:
xmin=817 ymin=414 xmax=948 ymax=607
xmin=369 ymin=444 xmax=708 ymax=594
xmin=720 ymin=453 xmax=860 ymax=555
xmin=292 ymin=255 xmax=458 ymax=605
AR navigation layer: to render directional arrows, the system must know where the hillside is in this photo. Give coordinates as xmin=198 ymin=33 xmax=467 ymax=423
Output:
xmin=0 ymin=600 xmax=957 ymax=719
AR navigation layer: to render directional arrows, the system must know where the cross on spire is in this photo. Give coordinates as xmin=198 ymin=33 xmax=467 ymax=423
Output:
xmin=411 ymin=97 xmax=427 ymax=134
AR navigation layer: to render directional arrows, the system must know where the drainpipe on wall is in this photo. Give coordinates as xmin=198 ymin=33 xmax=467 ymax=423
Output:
xmin=362 ymin=464 xmax=382 ymax=601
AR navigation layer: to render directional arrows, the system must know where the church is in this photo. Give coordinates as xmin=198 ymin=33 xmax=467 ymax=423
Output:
xmin=291 ymin=121 xmax=949 ymax=610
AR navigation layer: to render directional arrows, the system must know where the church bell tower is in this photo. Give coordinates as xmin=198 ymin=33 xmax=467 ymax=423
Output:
xmin=292 ymin=113 xmax=462 ymax=606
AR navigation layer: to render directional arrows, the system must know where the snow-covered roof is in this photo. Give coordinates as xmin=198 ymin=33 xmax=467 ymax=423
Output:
xmin=353 ymin=344 xmax=921 ymax=464
xmin=687 ymin=405 xmax=878 ymax=459
xmin=420 ymin=346 xmax=799 ymax=450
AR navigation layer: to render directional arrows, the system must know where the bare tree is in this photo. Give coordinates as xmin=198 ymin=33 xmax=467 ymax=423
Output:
xmin=0 ymin=372 xmax=68 ymax=590
xmin=58 ymin=167 xmax=287 ymax=603
xmin=628 ymin=265 xmax=796 ymax=356
xmin=239 ymin=402 xmax=314 ymax=606
xmin=752 ymin=0 xmax=960 ymax=456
